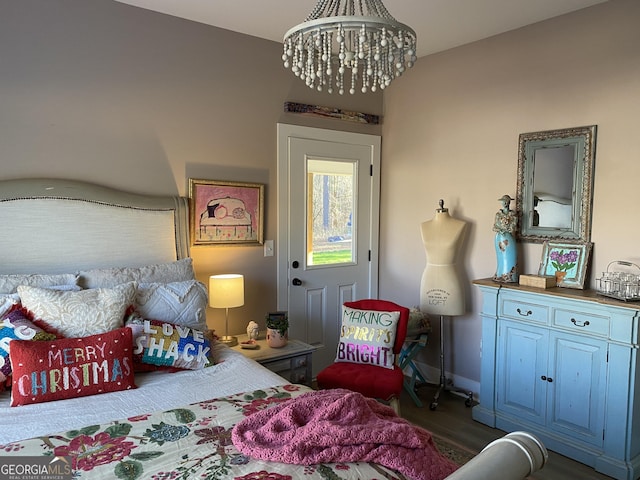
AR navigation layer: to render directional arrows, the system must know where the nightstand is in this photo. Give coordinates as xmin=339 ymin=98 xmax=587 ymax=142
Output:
xmin=231 ymin=335 xmax=316 ymax=386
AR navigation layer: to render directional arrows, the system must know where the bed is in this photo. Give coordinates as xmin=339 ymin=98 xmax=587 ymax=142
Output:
xmin=0 ymin=178 xmax=547 ymax=480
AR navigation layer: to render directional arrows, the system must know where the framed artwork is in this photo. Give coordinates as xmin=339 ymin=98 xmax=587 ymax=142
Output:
xmin=189 ymin=179 xmax=264 ymax=246
xmin=538 ymin=241 xmax=592 ymax=289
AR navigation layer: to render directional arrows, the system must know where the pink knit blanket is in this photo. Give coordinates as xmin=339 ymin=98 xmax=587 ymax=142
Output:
xmin=232 ymin=389 xmax=458 ymax=480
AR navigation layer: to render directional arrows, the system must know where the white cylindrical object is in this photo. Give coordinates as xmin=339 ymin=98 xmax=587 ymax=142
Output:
xmin=444 ymin=431 xmax=547 ymax=480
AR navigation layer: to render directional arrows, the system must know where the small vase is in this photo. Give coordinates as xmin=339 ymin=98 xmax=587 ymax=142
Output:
xmin=493 ymin=231 xmax=518 ymax=283
xmin=555 ymin=271 xmax=567 ymax=283
xmin=266 ymin=328 xmax=288 ymax=348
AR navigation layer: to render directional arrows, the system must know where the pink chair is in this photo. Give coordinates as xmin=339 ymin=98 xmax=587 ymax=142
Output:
xmin=316 ymin=299 xmax=410 ymax=414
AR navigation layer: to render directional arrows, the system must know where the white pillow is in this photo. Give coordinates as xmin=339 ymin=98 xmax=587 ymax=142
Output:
xmin=77 ymin=258 xmax=195 ymax=289
xmin=335 ymin=305 xmax=400 ymax=369
xmin=17 ymin=283 xmax=136 ymax=338
xmin=0 ymin=294 xmax=20 ymax=317
xmin=0 ymin=273 xmax=77 ymax=294
xmin=0 ymin=285 xmax=81 ymax=318
xmin=135 ymin=280 xmax=208 ymax=331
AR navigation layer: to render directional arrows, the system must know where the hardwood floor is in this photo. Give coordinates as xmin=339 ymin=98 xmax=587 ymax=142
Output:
xmin=399 ymin=384 xmax=614 ymax=480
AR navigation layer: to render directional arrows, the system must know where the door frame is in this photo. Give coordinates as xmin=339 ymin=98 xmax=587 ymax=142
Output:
xmin=276 ymin=123 xmax=380 ymax=311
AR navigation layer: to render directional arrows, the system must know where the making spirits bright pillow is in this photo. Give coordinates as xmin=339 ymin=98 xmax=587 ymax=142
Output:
xmin=9 ymin=327 xmax=136 ymax=406
xmin=126 ymin=316 xmax=213 ymax=370
xmin=335 ymin=306 xmax=400 ymax=369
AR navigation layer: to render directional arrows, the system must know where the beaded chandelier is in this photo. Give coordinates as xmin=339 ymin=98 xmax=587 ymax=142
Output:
xmin=282 ymin=0 xmax=417 ymax=95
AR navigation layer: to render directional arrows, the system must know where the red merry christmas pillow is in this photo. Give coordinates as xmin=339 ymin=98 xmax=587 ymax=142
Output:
xmin=9 ymin=327 xmax=136 ymax=406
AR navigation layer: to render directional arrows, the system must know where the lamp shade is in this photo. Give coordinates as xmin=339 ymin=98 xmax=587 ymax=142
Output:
xmin=209 ymin=274 xmax=244 ymax=309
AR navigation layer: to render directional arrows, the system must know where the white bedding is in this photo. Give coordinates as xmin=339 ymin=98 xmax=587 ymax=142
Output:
xmin=0 ymin=343 xmax=286 ymax=444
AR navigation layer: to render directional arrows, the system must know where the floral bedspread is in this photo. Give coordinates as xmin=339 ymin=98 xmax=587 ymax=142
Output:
xmin=1 ymin=384 xmax=404 ymax=479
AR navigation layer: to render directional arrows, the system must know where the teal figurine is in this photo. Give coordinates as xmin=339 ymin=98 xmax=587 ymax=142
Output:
xmin=493 ymin=195 xmax=518 ymax=283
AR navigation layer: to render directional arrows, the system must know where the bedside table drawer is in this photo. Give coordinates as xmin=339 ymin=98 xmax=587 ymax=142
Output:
xmin=291 ymin=355 xmax=309 ymax=369
xmin=232 ymin=337 xmax=315 ymax=387
xmin=262 ymin=358 xmax=293 ymax=374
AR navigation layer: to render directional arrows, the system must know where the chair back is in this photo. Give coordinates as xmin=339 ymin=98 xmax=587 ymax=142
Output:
xmin=343 ymin=299 xmax=410 ymax=355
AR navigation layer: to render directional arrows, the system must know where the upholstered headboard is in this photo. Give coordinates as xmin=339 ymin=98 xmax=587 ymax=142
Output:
xmin=0 ymin=178 xmax=190 ymax=275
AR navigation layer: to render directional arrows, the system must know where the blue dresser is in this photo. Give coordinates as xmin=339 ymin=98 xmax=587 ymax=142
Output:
xmin=473 ymin=278 xmax=640 ymax=480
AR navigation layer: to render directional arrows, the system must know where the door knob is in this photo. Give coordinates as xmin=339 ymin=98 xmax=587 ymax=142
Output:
xmin=292 ymin=278 xmax=302 ymax=286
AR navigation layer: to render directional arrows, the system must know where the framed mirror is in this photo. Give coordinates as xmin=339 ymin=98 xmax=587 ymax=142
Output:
xmin=516 ymin=125 xmax=597 ymax=243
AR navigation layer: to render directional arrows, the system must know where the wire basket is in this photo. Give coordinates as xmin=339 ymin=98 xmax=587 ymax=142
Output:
xmin=596 ymin=261 xmax=640 ymax=302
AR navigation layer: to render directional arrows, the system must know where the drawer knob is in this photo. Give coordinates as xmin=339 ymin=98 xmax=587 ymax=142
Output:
xmin=540 ymin=375 xmax=553 ymax=383
xmin=570 ymin=318 xmax=590 ymax=327
xmin=517 ymin=308 xmax=533 ymax=317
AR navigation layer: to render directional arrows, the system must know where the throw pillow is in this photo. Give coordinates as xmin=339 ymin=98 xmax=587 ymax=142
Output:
xmin=406 ymin=308 xmax=432 ymax=337
xmin=335 ymin=306 xmax=400 ymax=369
xmin=1 ymin=308 xmax=57 ymax=389
xmin=17 ymin=282 xmax=136 ymax=338
xmin=126 ymin=315 xmax=213 ymax=370
xmin=10 ymin=327 xmax=136 ymax=406
xmin=0 ymin=293 xmax=20 ymax=317
xmin=77 ymin=258 xmax=195 ymax=289
xmin=0 ymin=273 xmax=77 ymax=294
xmin=135 ymin=280 xmax=208 ymax=331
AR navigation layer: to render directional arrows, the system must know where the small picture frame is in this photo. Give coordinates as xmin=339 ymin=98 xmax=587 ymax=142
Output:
xmin=538 ymin=241 xmax=593 ymax=289
xmin=189 ymin=179 xmax=264 ymax=246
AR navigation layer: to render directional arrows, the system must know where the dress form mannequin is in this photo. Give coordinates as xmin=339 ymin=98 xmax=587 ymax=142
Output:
xmin=419 ymin=200 xmax=473 ymax=410
xmin=420 ymin=200 xmax=468 ymax=316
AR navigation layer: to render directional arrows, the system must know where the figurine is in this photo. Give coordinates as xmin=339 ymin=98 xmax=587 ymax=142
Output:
xmin=246 ymin=321 xmax=259 ymax=341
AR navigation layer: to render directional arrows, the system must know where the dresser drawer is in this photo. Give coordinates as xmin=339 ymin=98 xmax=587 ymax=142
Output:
xmin=553 ymin=308 xmax=609 ymax=337
xmin=500 ymin=298 xmax=549 ymax=324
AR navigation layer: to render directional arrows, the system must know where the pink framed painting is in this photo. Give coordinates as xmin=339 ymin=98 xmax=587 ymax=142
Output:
xmin=189 ymin=179 xmax=264 ymax=246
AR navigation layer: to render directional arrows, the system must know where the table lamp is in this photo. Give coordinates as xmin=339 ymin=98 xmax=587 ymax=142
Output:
xmin=209 ymin=274 xmax=244 ymax=347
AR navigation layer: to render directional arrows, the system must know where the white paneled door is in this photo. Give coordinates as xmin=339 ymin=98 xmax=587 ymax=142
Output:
xmin=277 ymin=124 xmax=380 ymax=376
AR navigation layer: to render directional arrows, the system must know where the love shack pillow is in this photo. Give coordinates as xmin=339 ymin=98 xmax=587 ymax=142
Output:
xmin=335 ymin=306 xmax=400 ymax=369
xmin=126 ymin=315 xmax=212 ymax=370
xmin=17 ymin=282 xmax=136 ymax=338
xmin=10 ymin=327 xmax=136 ymax=406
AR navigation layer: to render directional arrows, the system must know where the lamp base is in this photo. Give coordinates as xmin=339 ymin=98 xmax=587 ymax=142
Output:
xmin=220 ymin=335 xmax=238 ymax=347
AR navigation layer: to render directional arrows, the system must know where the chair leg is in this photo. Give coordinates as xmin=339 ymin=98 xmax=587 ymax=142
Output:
xmin=389 ymin=396 xmax=401 ymax=416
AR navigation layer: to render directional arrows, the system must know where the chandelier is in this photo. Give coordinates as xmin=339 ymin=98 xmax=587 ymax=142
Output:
xmin=282 ymin=0 xmax=417 ymax=95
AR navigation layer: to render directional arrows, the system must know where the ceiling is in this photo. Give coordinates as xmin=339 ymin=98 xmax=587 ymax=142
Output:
xmin=114 ymin=0 xmax=607 ymax=58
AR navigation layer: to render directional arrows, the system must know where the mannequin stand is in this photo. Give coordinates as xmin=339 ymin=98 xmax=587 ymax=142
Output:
xmin=429 ymin=315 xmax=474 ymax=411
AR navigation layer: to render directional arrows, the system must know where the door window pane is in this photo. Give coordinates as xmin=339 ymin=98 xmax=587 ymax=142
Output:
xmin=307 ymin=159 xmax=356 ymax=266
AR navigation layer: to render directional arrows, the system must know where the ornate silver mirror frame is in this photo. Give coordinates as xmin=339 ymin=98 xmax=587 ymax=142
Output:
xmin=516 ymin=125 xmax=597 ymax=243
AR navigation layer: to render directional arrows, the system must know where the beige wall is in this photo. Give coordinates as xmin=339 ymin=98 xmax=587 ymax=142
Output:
xmin=0 ymin=0 xmax=381 ymax=336
xmin=381 ymin=0 xmax=640 ymax=384
xmin=2 ymin=0 xmax=639 ymax=389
